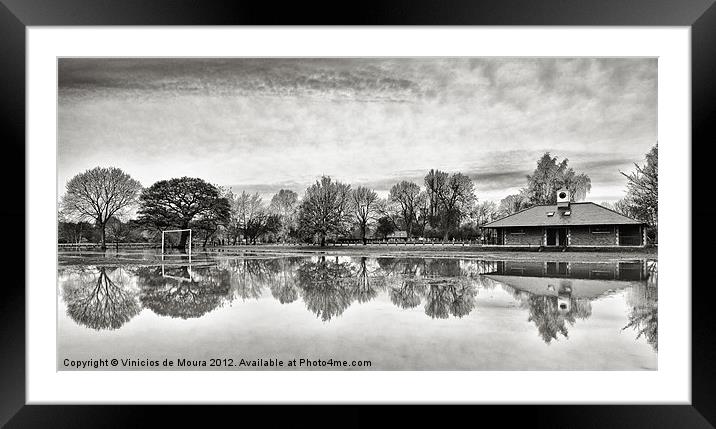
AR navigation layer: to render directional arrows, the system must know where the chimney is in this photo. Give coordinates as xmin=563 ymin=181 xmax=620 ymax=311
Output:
xmin=556 ymin=188 xmax=570 ymax=208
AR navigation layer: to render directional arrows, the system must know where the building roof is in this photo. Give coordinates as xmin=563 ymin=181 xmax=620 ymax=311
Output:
xmin=484 ymin=275 xmax=637 ymax=299
xmin=483 ymin=202 xmax=643 ymax=228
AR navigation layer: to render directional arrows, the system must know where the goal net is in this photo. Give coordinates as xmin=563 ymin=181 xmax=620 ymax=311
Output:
xmin=161 ymin=229 xmax=192 ymax=257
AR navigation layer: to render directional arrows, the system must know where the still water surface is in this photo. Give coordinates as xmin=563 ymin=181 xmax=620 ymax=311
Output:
xmin=58 ymin=252 xmax=657 ymax=370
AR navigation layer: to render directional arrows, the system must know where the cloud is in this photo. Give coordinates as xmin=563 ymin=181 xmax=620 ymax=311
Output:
xmin=58 ymin=58 xmax=657 ymax=203
xmin=59 ymin=58 xmax=436 ymax=103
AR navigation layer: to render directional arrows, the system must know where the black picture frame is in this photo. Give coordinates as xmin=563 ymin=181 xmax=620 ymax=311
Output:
xmin=2 ymin=0 xmax=713 ymax=426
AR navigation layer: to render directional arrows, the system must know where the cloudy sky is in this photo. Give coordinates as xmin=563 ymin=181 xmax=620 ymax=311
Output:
xmin=58 ymin=58 xmax=657 ymax=203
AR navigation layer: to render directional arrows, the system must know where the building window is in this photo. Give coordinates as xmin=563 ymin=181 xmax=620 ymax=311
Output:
xmin=590 ymin=226 xmax=613 ymax=234
xmin=619 ymin=225 xmax=643 ymax=246
xmin=509 ymin=228 xmax=525 ymax=235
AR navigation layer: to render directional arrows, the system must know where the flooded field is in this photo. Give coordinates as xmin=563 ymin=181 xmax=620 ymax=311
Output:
xmin=57 ymin=250 xmax=657 ymax=370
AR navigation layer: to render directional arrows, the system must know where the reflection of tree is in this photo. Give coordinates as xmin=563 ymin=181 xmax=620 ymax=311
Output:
xmin=296 ymin=257 xmax=355 ymax=321
xmin=497 ymin=280 xmax=594 ymax=345
xmin=424 ymin=259 xmax=462 ymax=277
xmin=272 ymin=281 xmax=299 ymax=304
xmin=227 ymin=259 xmax=270 ymax=301
xmin=61 ymin=267 xmax=140 ymax=330
xmin=137 ymin=266 xmax=231 ymax=319
xmin=265 ymin=259 xmax=300 ymax=304
xmin=424 ymin=279 xmax=477 ymax=319
xmin=380 ymin=258 xmax=427 ymax=309
xmin=624 ymin=282 xmax=658 ymax=351
xmin=527 ymin=296 xmax=568 ymax=343
xmin=449 ymin=282 xmax=478 ymax=318
xmin=571 ymin=299 xmax=592 ymax=320
xmin=525 ymin=296 xmax=592 ymax=344
xmin=377 ymin=258 xmax=478 ymax=317
xmin=378 ymin=258 xmax=463 ymax=279
xmin=376 ymin=258 xmax=423 ymax=276
xmin=351 ymin=257 xmax=381 ymax=303
xmin=389 ymin=278 xmax=427 ymax=309
xmin=424 ymin=284 xmax=453 ymax=319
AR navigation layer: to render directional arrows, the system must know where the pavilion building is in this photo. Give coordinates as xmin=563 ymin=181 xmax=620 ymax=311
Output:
xmin=483 ymin=189 xmax=647 ymax=248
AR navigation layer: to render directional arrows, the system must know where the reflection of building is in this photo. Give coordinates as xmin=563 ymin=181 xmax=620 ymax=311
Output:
xmin=485 ymin=260 xmax=651 ymax=299
xmin=484 ymin=259 xmax=656 ymax=345
xmin=557 ymin=283 xmax=572 ymax=313
xmin=483 ymin=189 xmax=646 ymax=248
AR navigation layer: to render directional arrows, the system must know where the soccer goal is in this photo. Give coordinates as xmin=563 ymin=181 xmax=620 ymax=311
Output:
xmin=161 ymin=229 xmax=192 ymax=259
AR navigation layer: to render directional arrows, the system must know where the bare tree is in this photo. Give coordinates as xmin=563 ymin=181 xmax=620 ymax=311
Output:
xmin=297 ymin=176 xmax=352 ymax=246
xmin=620 ymin=144 xmax=658 ymax=228
xmin=269 ymin=189 xmax=299 ymax=242
xmin=525 ymin=153 xmax=591 ymax=205
xmin=600 ymin=200 xmax=635 ymax=218
xmin=389 ymin=181 xmax=421 ymax=238
xmin=61 ymin=167 xmax=142 ymax=250
xmin=424 ymin=169 xmax=448 ymax=227
xmin=498 ymin=192 xmax=529 ymax=217
xmin=415 ymin=191 xmax=431 ymax=237
xmin=106 ymin=217 xmax=130 ymax=251
xmin=233 ymin=191 xmax=277 ymax=244
xmin=422 ymin=170 xmax=478 ymax=239
xmin=472 ymin=200 xmax=499 ymax=226
xmin=234 ymin=191 xmax=262 ymax=241
xmin=351 ymin=186 xmax=379 ymax=245
xmin=434 ymin=173 xmax=477 ymax=240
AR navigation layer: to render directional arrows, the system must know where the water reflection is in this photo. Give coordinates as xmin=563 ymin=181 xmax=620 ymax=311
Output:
xmin=485 ymin=260 xmax=657 ymax=346
xmin=136 ymin=266 xmax=231 ymax=319
xmin=352 ymin=257 xmax=382 ymax=303
xmin=61 ymin=266 xmax=140 ymax=330
xmin=227 ymin=259 xmax=274 ymax=301
xmin=623 ymin=261 xmax=658 ymax=351
xmin=524 ymin=293 xmax=592 ymax=344
xmin=424 ymin=280 xmax=477 ymax=319
xmin=293 ymin=257 xmax=351 ymax=321
xmin=389 ymin=278 xmax=426 ymax=309
xmin=264 ymin=259 xmax=300 ymax=304
xmin=58 ymin=257 xmax=657 ymax=350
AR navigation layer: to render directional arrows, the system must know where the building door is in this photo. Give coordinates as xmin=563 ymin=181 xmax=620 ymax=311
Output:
xmin=546 ymin=228 xmax=557 ymax=246
xmin=558 ymin=228 xmax=567 ymax=246
xmin=546 ymin=228 xmax=567 ymax=246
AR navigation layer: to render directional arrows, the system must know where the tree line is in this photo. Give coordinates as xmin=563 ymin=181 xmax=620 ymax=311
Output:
xmin=58 ymin=146 xmax=657 ymax=249
xmin=59 ymin=168 xmax=483 ymax=249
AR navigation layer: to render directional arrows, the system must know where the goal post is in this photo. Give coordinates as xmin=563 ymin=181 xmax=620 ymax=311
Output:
xmin=161 ymin=229 xmax=192 ymax=258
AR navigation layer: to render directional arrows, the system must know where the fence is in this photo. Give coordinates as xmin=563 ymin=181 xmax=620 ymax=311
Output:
xmin=58 ymin=242 xmax=159 ymax=250
xmin=227 ymin=240 xmax=504 ymax=247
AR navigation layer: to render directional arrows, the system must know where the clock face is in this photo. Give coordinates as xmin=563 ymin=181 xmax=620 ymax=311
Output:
xmin=559 ymin=192 xmax=567 ymax=199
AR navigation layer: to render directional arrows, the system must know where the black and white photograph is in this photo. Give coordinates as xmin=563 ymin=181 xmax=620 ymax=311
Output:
xmin=57 ymin=57 xmax=658 ymax=371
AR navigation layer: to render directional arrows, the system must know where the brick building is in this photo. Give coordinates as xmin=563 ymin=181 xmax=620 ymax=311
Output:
xmin=483 ymin=189 xmax=646 ymax=248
